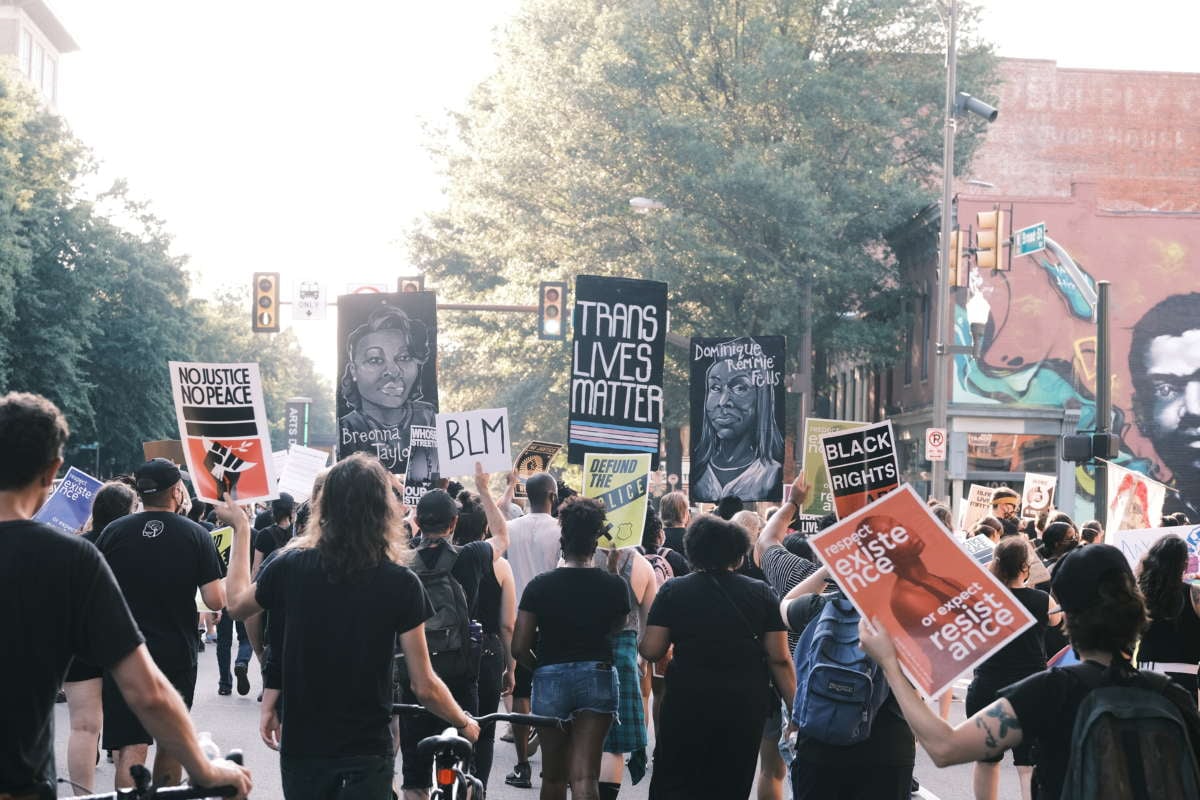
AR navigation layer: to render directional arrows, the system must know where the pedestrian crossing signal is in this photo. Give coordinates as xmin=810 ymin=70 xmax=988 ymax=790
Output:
xmin=252 ymin=272 xmax=280 ymax=333
xmin=398 ymin=275 xmax=425 ymax=293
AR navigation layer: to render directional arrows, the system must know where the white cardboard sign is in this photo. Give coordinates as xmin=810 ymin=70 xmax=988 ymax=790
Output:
xmin=435 ymin=408 xmax=511 ymax=478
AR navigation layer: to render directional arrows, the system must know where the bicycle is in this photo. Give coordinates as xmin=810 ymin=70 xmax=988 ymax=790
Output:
xmin=51 ymin=751 xmax=244 ymax=800
xmin=393 ymin=704 xmax=569 ymax=799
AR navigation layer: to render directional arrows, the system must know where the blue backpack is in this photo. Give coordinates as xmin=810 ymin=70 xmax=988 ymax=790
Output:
xmin=791 ymin=596 xmax=890 ymax=746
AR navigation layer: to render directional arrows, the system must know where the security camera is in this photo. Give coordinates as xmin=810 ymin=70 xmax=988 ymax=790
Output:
xmin=955 ymin=92 xmax=998 ymax=123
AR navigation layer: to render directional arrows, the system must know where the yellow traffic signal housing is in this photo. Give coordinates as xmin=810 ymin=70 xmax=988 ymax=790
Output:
xmin=538 ymin=281 xmax=567 ymax=340
xmin=975 ymin=209 xmax=1009 ymax=271
xmin=252 ymin=272 xmax=280 ymax=333
xmin=948 ymin=228 xmax=967 ymax=287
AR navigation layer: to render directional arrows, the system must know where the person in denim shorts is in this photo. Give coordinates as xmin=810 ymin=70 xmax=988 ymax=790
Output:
xmin=512 ymin=497 xmax=631 ymax=799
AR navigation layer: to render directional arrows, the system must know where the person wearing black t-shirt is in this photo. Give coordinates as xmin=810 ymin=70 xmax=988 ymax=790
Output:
xmin=861 ymin=544 xmax=1200 ymax=800
xmin=658 ymin=491 xmax=691 ymax=560
xmin=640 ymin=514 xmax=796 ymax=800
xmin=512 ymin=496 xmax=631 ymax=800
xmin=225 ymin=453 xmax=481 ymax=800
xmin=965 ymin=538 xmax=1060 ymax=800
xmin=95 ymin=458 xmax=227 ymax=789
xmin=0 ymin=392 xmax=250 ymax=799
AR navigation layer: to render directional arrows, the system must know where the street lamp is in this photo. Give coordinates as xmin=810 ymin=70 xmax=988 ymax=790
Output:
xmin=965 ymin=290 xmax=990 ymax=358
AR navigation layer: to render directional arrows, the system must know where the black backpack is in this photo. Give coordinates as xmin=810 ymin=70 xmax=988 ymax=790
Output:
xmin=395 ymin=543 xmax=473 ymax=685
xmin=1059 ymin=662 xmax=1200 ymax=800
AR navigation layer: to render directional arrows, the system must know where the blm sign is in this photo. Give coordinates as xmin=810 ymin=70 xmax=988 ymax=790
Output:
xmin=568 ymin=275 xmax=667 ymax=468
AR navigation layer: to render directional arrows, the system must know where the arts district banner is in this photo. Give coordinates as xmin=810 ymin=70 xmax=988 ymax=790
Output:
xmin=819 ymin=420 xmax=900 ymax=519
xmin=568 ymin=275 xmax=667 ymax=469
xmin=584 ymin=452 xmax=651 ymax=549
xmin=168 ymin=362 xmax=278 ymax=505
xmin=808 ymin=486 xmax=1036 ymax=699
xmin=688 ymin=336 xmax=786 ymax=504
xmin=336 ymin=291 xmax=439 ymax=482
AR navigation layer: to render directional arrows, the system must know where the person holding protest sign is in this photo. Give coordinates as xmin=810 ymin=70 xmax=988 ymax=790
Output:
xmin=966 ymin=538 xmax=1061 ymax=800
xmin=512 ymin=496 xmax=631 ymax=800
xmin=94 ymin=458 xmax=227 ymax=789
xmin=1136 ymin=536 xmax=1200 ymax=697
xmin=223 ymin=453 xmax=480 ymax=800
xmin=63 ymin=481 xmax=137 ymax=792
xmin=0 ymin=392 xmax=251 ymax=800
xmin=860 ymin=544 xmax=1200 ymax=800
xmin=641 ymin=515 xmax=796 ymax=800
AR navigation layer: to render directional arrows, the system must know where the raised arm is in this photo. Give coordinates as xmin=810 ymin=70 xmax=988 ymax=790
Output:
xmin=500 ymin=470 xmax=518 ymax=512
xmin=474 ymin=462 xmax=509 ymax=561
xmin=859 ymin=618 xmax=1024 ymax=766
xmin=217 ymin=498 xmax=264 ymax=620
xmin=756 ymin=472 xmax=809 ymax=559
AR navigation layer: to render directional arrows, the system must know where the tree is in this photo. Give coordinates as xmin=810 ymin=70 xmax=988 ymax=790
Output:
xmin=411 ymin=0 xmax=996 ymax=442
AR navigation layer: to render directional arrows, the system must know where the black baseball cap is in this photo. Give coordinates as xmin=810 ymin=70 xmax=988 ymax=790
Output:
xmin=135 ymin=458 xmax=181 ymax=495
xmin=417 ymin=489 xmax=460 ymax=529
xmin=1051 ymin=543 xmax=1132 ymax=613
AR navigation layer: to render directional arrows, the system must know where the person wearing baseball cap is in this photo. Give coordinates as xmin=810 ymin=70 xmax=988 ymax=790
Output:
xmin=94 ymin=459 xmax=227 ymax=788
xmin=859 ymin=543 xmax=1200 ymax=800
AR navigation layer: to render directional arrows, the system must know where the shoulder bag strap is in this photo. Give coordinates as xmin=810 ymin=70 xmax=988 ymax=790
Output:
xmin=706 ymin=572 xmax=761 ymax=646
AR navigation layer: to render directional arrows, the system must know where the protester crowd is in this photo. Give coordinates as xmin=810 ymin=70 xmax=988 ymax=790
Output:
xmin=7 ymin=389 xmax=1200 ymax=800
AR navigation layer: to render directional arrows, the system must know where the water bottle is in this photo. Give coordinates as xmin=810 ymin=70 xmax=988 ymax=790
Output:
xmin=197 ymin=731 xmax=221 ymax=761
xmin=777 ymin=728 xmax=796 ymax=768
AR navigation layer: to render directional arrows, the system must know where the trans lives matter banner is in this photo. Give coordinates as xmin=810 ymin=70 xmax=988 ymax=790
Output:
xmin=688 ymin=336 xmax=785 ymax=503
xmin=809 ymin=486 xmax=1035 ymax=698
xmin=34 ymin=466 xmax=104 ymax=534
xmin=569 ymin=275 xmax=667 ymax=469
xmin=169 ymin=362 xmax=278 ymax=505
xmin=819 ymin=419 xmax=900 ymax=518
xmin=336 ymin=291 xmax=439 ymax=481
xmin=584 ymin=453 xmax=652 ymax=549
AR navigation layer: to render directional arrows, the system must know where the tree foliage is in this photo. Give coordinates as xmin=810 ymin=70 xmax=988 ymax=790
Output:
xmin=0 ymin=77 xmax=333 ymax=476
xmin=411 ymin=0 xmax=996 ymax=438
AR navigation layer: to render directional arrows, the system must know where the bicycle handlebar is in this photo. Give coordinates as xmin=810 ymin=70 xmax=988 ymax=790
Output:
xmin=57 ymin=751 xmax=243 ymax=800
xmin=392 ymin=704 xmax=568 ymax=730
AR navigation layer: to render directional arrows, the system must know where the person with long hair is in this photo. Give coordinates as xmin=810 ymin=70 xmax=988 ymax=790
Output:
xmin=1137 ymin=535 xmax=1200 ymax=697
xmin=640 ymin=515 xmax=796 ymax=800
xmin=658 ymin=492 xmax=691 ymax=555
xmin=62 ymin=481 xmax=137 ymax=792
xmin=965 ymin=538 xmax=1062 ymax=800
xmin=224 ymin=453 xmax=479 ymax=799
xmin=861 ymin=544 xmax=1200 ymax=800
xmin=511 ymin=496 xmax=630 ymax=800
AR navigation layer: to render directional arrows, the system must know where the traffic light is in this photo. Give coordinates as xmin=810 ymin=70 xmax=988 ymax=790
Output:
xmin=975 ymin=209 xmax=1009 ymax=271
xmin=398 ymin=275 xmax=425 ymax=293
xmin=252 ymin=272 xmax=280 ymax=333
xmin=1062 ymin=432 xmax=1120 ymax=463
xmin=538 ymin=281 xmax=567 ymax=340
xmin=946 ymin=228 xmax=967 ymax=288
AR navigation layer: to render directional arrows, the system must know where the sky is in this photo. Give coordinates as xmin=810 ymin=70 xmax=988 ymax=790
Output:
xmin=47 ymin=0 xmax=1200 ymax=378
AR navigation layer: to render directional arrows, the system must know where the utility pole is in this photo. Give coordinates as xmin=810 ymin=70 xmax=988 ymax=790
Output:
xmin=930 ymin=0 xmax=958 ymax=504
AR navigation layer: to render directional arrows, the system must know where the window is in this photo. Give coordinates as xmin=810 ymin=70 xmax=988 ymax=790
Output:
xmin=31 ymin=42 xmax=43 ymax=87
xmin=920 ymin=284 xmax=931 ymax=381
xmin=966 ymin=433 xmax=1058 ymax=474
xmin=903 ymin=300 xmax=914 ymax=386
xmin=18 ymin=29 xmax=31 ymax=76
xmin=42 ymin=54 xmax=55 ymax=100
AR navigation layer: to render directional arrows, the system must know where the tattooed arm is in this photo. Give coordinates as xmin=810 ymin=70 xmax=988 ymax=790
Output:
xmin=859 ymin=618 xmax=1025 ymax=766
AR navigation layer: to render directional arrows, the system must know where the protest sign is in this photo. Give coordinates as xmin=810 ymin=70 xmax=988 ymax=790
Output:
xmin=335 ymin=291 xmax=439 ymax=481
xmin=514 ymin=441 xmax=563 ymax=498
xmin=688 ymin=336 xmax=786 ymax=503
xmin=1107 ymin=461 xmax=1166 ymax=532
xmin=818 ymin=420 xmax=900 ymax=518
xmin=34 ymin=466 xmax=103 ymax=534
xmin=272 ymin=451 xmax=288 ymax=481
xmin=959 ymin=484 xmax=995 ymax=532
xmin=568 ymin=275 xmax=667 ymax=468
xmin=435 ymin=408 xmax=511 ymax=477
xmin=1111 ymin=524 xmax=1200 ymax=569
xmin=809 ymin=485 xmax=1036 ymax=698
xmin=796 ymin=418 xmax=866 ymax=530
xmin=276 ymin=444 xmax=330 ymax=502
xmin=963 ymin=534 xmax=995 ymax=567
xmin=1021 ymin=473 xmax=1057 ymax=517
xmin=142 ymin=439 xmax=187 ymax=466
xmin=1024 ymin=539 xmax=1052 ymax=587
xmin=168 ymin=362 xmax=277 ymax=505
xmin=210 ymin=526 xmax=234 ymax=566
xmin=584 ymin=452 xmax=651 ymax=549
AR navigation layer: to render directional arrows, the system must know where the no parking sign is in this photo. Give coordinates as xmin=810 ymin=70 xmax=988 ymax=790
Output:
xmin=925 ymin=428 xmax=947 ymax=462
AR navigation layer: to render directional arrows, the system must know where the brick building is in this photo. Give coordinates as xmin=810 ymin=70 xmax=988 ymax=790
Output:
xmin=832 ymin=58 xmax=1200 ymax=522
